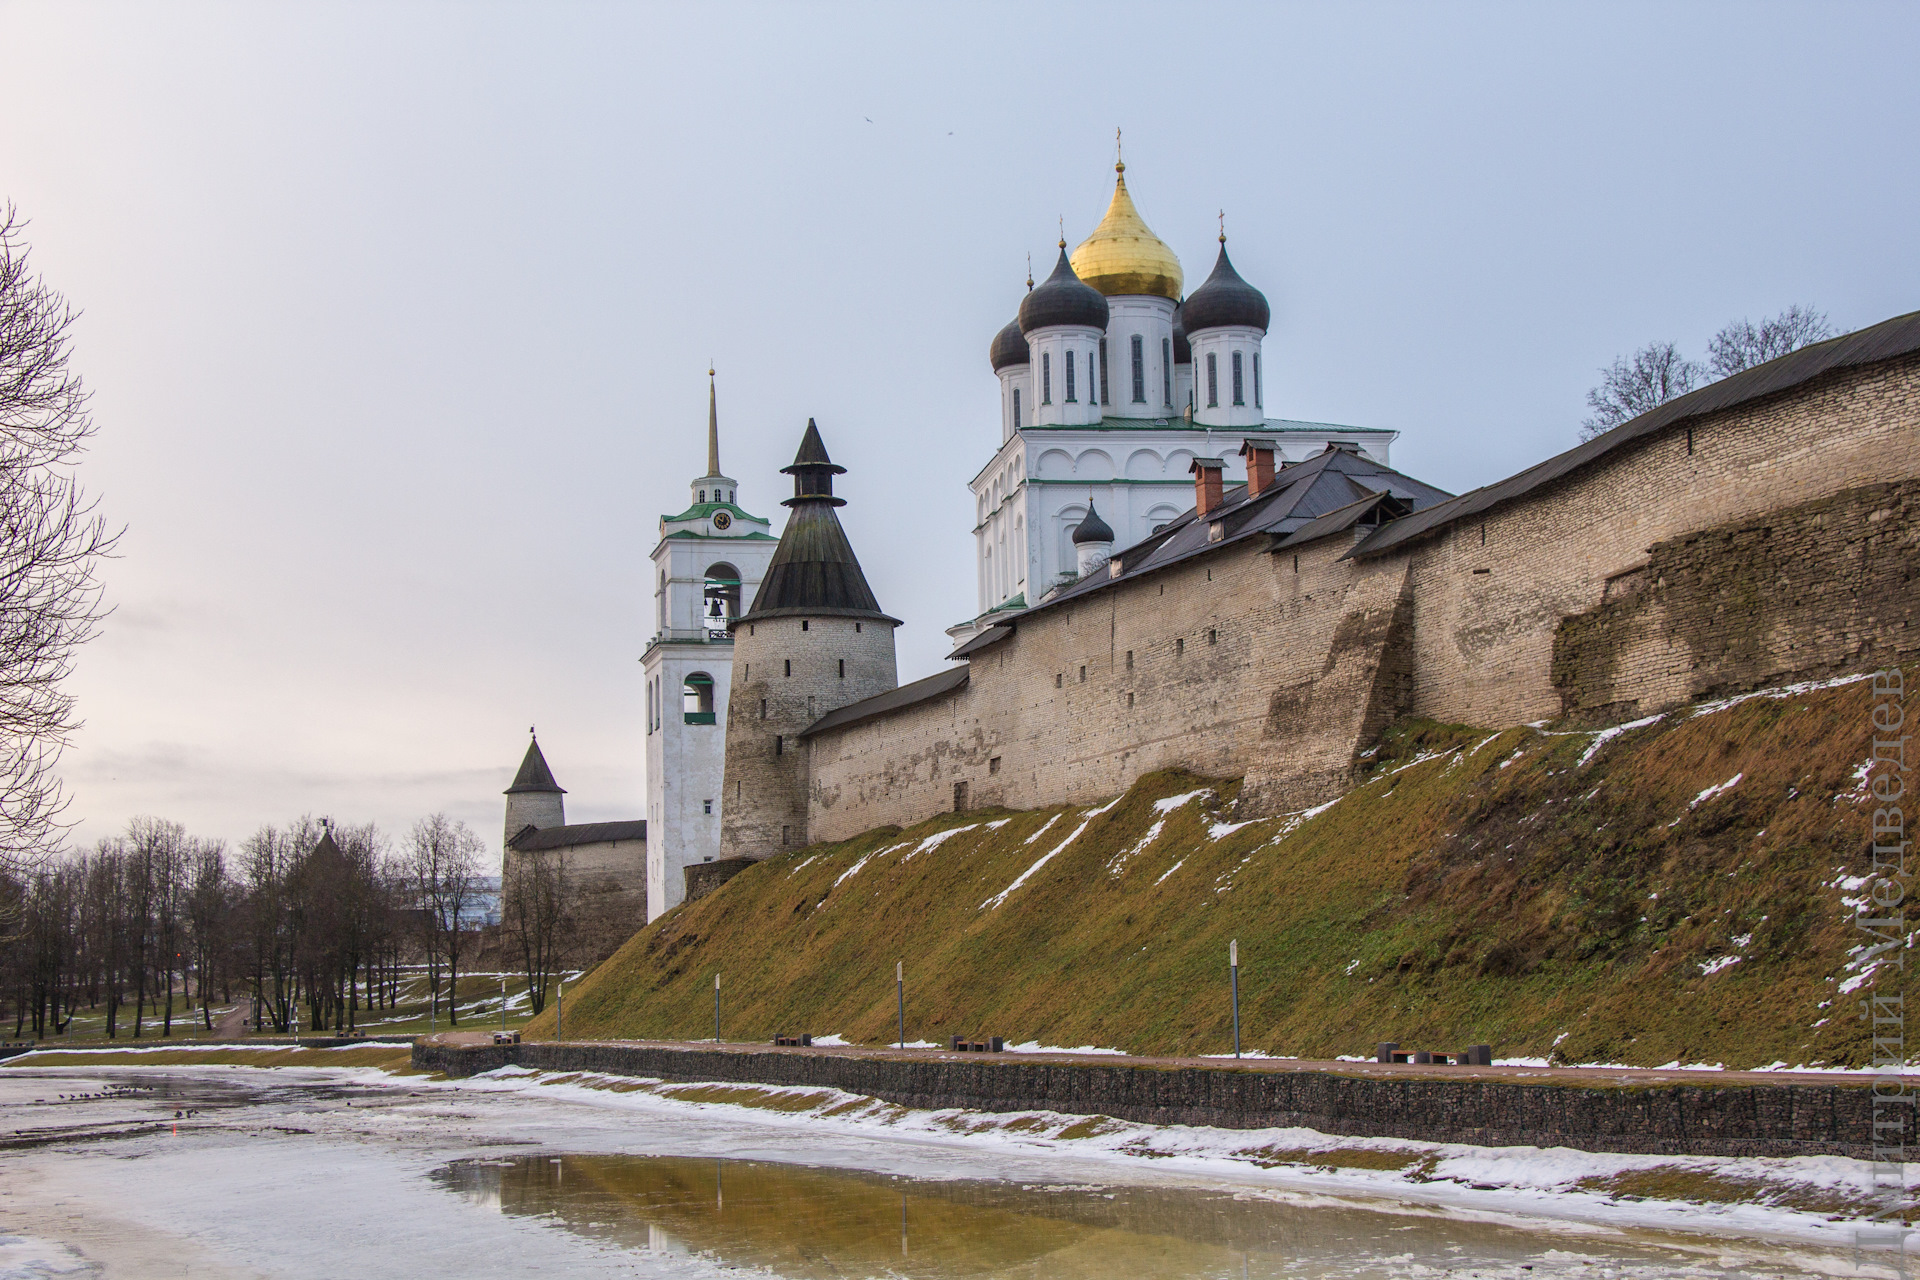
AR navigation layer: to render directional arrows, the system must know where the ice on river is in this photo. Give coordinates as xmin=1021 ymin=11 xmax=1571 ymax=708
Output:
xmin=0 ymin=1058 xmax=1906 ymax=1279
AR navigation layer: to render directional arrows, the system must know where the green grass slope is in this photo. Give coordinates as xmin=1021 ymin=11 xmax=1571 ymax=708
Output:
xmin=533 ymin=670 xmax=1903 ymax=1068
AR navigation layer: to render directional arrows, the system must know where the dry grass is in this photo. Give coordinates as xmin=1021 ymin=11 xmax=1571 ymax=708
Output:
xmin=526 ymin=670 xmax=1903 ymax=1069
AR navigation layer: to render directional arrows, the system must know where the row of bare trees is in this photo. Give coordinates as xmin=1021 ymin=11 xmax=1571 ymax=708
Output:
xmin=0 ymin=811 xmax=581 ymax=1038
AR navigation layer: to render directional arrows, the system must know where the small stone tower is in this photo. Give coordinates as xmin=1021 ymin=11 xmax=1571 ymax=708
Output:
xmin=503 ymin=733 xmax=566 ymax=852
xmin=719 ymin=420 xmax=899 ymax=860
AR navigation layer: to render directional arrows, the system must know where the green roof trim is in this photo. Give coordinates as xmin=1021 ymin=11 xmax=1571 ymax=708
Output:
xmin=659 ymin=529 xmax=779 ymax=541
xmin=662 ymin=500 xmax=769 ymax=524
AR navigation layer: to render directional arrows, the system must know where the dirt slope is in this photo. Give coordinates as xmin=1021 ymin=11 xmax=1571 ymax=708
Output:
xmin=531 ymin=671 xmax=1902 ymax=1069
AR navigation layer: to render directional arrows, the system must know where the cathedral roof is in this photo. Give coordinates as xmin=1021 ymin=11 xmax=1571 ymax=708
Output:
xmin=1071 ymin=500 xmax=1114 ymax=545
xmin=506 ymin=737 xmax=565 ymax=795
xmin=1019 ymin=245 xmax=1109 ymax=334
xmin=738 ymin=421 xmax=899 ymax=625
xmin=1069 ymin=163 xmax=1183 ymax=301
xmin=1183 ymin=241 xmax=1271 ymax=334
xmin=990 ymin=316 xmax=1029 ymax=371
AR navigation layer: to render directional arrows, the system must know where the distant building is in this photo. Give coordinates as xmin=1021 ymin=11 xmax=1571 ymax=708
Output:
xmin=501 ymin=735 xmax=646 ymax=912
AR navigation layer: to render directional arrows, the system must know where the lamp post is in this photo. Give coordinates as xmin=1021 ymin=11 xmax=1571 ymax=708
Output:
xmin=557 ymin=980 xmax=564 ymax=1042
xmin=713 ymin=972 xmax=721 ymax=1043
xmin=501 ymin=975 xmax=507 ymax=1034
xmin=1230 ymin=939 xmax=1241 ymax=1060
xmin=896 ymin=961 xmax=905 ymax=1050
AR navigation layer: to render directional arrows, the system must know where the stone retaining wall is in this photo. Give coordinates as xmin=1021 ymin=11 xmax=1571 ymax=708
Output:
xmin=412 ymin=1040 xmax=1871 ymax=1159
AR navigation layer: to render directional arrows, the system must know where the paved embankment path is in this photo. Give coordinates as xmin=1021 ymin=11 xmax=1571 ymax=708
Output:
xmin=415 ymin=1035 xmax=1907 ymax=1160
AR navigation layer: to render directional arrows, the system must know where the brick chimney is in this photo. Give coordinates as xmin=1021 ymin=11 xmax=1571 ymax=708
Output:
xmin=1239 ymin=439 xmax=1276 ymax=499
xmin=1190 ymin=457 xmax=1225 ymax=518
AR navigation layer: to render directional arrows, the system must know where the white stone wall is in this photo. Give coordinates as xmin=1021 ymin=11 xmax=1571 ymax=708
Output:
xmin=1025 ymin=324 xmax=1106 ymax=428
xmin=1189 ymin=326 xmax=1267 ymax=429
xmin=1102 ymin=296 xmax=1178 ymax=420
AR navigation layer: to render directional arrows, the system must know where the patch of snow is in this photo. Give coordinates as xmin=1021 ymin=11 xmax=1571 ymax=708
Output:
xmin=1690 ymin=773 xmax=1744 ymax=808
xmin=1344 ymin=959 xmax=1362 ymax=976
xmin=831 ymin=842 xmax=905 ymax=890
xmin=1152 ymin=858 xmax=1186 ymax=886
xmin=1084 ymin=796 xmax=1122 ymax=818
xmin=1207 ymin=819 xmax=1255 ymax=840
xmin=1021 ymin=813 xmax=1061 ymax=845
xmin=982 ymin=812 xmax=1098 ymax=909
xmin=1468 ymin=732 xmax=1504 ymax=756
xmin=1106 ymin=819 xmax=1165 ymax=875
xmin=1003 ymin=1041 xmax=1127 ymax=1055
xmin=1698 ymin=955 xmax=1742 ymax=977
xmin=1151 ymin=788 xmax=1212 ymax=814
xmin=984 ymin=819 xmax=1011 ymax=830
xmin=897 ymin=824 xmax=980 ymax=864
xmin=1684 ymin=669 xmax=1876 ymax=721
xmin=786 ymin=855 xmax=819 ymax=876
xmin=1576 ymin=713 xmax=1665 ymax=767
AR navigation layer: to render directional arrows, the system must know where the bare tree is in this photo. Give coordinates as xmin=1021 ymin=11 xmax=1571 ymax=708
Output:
xmin=403 ymin=814 xmax=483 ymax=1026
xmin=501 ymin=848 xmax=570 ymax=1016
xmin=1707 ymin=305 xmax=1834 ymax=378
xmin=0 ymin=208 xmax=117 ymax=890
xmin=1580 ymin=341 xmax=1703 ymax=440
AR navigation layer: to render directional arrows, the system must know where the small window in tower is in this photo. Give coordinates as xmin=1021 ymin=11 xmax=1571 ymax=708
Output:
xmin=683 ymin=673 xmax=715 ymax=723
xmin=1209 ymin=628 xmax=1218 ymax=645
xmin=703 ymin=799 xmax=713 ymax=815
xmin=1162 ymin=338 xmax=1172 ymax=405
xmin=1125 ymin=649 xmax=1134 ymax=670
xmin=1065 ymin=350 xmax=1077 ymax=403
xmin=760 ymin=698 xmax=767 ymax=719
xmin=784 ymin=659 xmax=791 ymax=677
xmin=1176 ymin=637 xmax=1185 ymax=656
xmin=1253 ymin=354 xmax=1262 ymax=408
xmin=838 ymin=659 xmax=845 ymax=678
xmin=1012 ymin=387 xmax=1022 ymax=430
xmin=699 ymin=489 xmax=706 ymax=503
xmin=736 ymin=780 xmax=741 ymax=800
xmin=989 ymin=755 xmax=1001 ymax=775
xmin=782 ymin=825 xmax=791 ymax=844
xmin=1206 ymin=353 xmax=1219 ymax=407
xmin=1041 ymin=352 xmax=1052 ymax=404
xmin=1055 ymin=673 xmax=1062 ymax=688
xmin=1127 ymin=692 xmax=1134 ymax=708
xmin=1078 ymin=665 xmax=1086 ymax=683
xmin=1098 ymin=338 xmax=1109 ymax=405
xmin=1130 ymin=334 xmax=1145 ymax=402
xmin=855 ymin=622 xmax=862 ymax=633
xmin=953 ymin=781 xmax=968 ymax=813
xmin=775 ymin=735 xmax=783 ymax=756
xmin=1232 ymin=352 xmax=1244 ymax=406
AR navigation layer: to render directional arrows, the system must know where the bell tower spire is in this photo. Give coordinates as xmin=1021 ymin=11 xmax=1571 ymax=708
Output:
xmin=706 ymin=365 xmax=721 ymax=478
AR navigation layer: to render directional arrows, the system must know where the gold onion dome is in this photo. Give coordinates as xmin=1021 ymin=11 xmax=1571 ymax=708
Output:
xmin=1070 ymin=162 xmax=1183 ymax=300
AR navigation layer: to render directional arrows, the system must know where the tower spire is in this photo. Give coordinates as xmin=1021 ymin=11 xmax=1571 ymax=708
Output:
xmin=707 ymin=365 xmax=721 ymax=478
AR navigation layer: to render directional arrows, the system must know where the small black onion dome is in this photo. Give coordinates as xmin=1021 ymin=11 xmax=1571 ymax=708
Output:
xmin=1171 ymin=302 xmax=1191 ymax=364
xmin=1071 ymin=500 xmax=1114 ymax=545
xmin=989 ymin=316 xmax=1029 ymax=371
xmin=1182 ymin=242 xmax=1270 ymax=334
xmin=1019 ymin=245 xmax=1109 ymax=334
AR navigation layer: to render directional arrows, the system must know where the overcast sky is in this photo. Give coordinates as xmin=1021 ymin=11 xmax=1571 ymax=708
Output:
xmin=3 ymin=1 xmax=1916 ymax=854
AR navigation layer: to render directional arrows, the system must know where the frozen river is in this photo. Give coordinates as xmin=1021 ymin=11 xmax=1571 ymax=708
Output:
xmin=0 ymin=1063 xmax=1882 ymax=1278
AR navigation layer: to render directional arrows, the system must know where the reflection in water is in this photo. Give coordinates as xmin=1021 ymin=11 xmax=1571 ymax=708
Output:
xmin=431 ymin=1153 xmax=1810 ymax=1279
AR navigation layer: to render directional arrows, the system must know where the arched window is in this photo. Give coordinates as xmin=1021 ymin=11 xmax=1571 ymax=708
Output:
xmin=1130 ymin=334 xmax=1145 ymax=403
xmin=656 ymin=571 xmax=666 ymax=630
xmin=1206 ymin=353 xmax=1219 ymax=407
xmin=1012 ymin=387 xmax=1022 ymax=430
xmin=1064 ymin=350 xmax=1077 ymax=403
xmin=683 ymin=673 xmax=715 ymax=723
xmin=1253 ymin=354 xmax=1262 ymax=408
xmin=1231 ymin=351 xmax=1244 ymax=406
xmin=1162 ymin=338 xmax=1172 ymax=405
xmin=1098 ymin=339 xmax=1109 ymax=405
xmin=703 ymin=563 xmax=741 ymax=631
xmin=1041 ymin=352 xmax=1052 ymax=404
xmin=698 ymin=489 xmax=706 ymax=503
xmin=645 ymin=680 xmax=654 ymax=734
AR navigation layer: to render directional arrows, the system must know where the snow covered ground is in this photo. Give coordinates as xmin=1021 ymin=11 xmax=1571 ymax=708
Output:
xmin=0 ymin=1052 xmax=1908 ymax=1278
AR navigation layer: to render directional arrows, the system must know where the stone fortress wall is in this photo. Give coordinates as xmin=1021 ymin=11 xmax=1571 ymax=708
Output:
xmin=802 ymin=346 xmax=1920 ymax=842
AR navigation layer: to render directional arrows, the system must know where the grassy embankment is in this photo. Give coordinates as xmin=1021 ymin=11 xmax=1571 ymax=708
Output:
xmin=531 ymin=669 xmax=1901 ymax=1070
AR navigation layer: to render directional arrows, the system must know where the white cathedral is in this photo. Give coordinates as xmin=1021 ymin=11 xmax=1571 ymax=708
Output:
xmin=509 ymin=158 xmax=1400 ymax=923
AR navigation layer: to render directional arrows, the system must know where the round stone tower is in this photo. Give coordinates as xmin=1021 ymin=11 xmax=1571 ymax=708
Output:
xmin=719 ymin=420 xmax=899 ymax=859
xmin=503 ymin=732 xmax=565 ymax=852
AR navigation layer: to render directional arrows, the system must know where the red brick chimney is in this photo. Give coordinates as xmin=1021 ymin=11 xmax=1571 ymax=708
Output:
xmin=1190 ymin=457 xmax=1225 ymax=518
xmin=1239 ymin=439 xmax=1276 ymax=499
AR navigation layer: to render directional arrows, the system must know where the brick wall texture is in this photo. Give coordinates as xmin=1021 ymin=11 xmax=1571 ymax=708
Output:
xmin=802 ymin=353 xmax=1920 ymax=835
xmin=414 ymin=1040 xmax=1877 ymax=1159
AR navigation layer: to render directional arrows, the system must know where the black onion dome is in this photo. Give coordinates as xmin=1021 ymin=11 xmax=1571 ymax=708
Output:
xmin=1181 ymin=243 xmax=1270 ymax=334
xmin=989 ymin=316 xmax=1029 ymax=371
xmin=1071 ymin=500 xmax=1114 ymax=545
xmin=1171 ymin=302 xmax=1191 ymax=364
xmin=1018 ymin=245 xmax=1109 ymax=334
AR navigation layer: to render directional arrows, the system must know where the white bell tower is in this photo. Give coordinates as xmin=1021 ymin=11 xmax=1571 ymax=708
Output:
xmin=641 ymin=373 xmax=778 ymax=920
